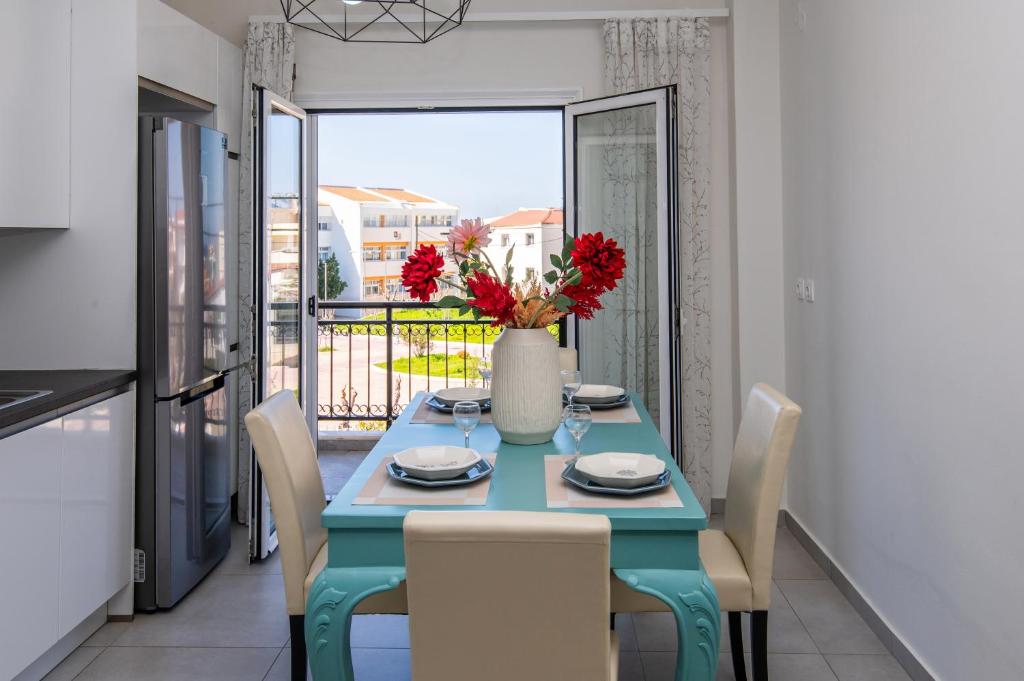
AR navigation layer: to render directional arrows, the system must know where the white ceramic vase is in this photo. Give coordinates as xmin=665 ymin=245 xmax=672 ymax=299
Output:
xmin=490 ymin=327 xmax=562 ymax=445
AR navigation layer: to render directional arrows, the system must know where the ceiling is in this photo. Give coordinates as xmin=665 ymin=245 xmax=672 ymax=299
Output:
xmin=160 ymin=0 xmax=725 ymax=46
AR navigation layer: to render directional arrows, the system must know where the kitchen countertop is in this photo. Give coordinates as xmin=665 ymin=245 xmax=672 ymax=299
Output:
xmin=0 ymin=369 xmax=136 ymax=434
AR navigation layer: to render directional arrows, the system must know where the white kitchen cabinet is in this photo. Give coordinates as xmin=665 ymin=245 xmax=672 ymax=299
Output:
xmin=0 ymin=419 xmax=63 ymax=681
xmin=0 ymin=388 xmax=135 ymax=680
xmin=58 ymin=391 xmax=135 ymax=637
xmin=0 ymin=0 xmax=72 ymax=230
xmin=137 ymin=0 xmax=219 ymax=105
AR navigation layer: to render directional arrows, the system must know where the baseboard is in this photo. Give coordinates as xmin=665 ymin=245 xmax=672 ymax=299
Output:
xmin=780 ymin=510 xmax=938 ymax=681
xmin=12 ymin=605 xmax=106 ymax=681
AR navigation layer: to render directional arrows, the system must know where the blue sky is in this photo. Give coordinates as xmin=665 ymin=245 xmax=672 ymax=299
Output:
xmin=315 ymin=111 xmax=564 ymax=220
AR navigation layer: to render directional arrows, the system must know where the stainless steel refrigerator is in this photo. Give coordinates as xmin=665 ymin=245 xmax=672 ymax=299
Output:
xmin=136 ymin=116 xmax=236 ymax=610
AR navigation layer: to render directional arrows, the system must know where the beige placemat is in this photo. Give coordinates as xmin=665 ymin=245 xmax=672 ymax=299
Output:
xmin=544 ymin=455 xmax=683 ymax=509
xmin=586 ymin=401 xmax=642 ymax=424
xmin=408 ymin=397 xmax=494 ymax=425
xmin=408 ymin=397 xmax=641 ymax=425
xmin=353 ymin=454 xmax=496 ymax=506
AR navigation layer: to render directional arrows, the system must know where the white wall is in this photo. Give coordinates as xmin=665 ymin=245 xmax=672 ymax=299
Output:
xmin=779 ymin=1 xmax=1024 ymax=678
xmin=294 ymin=15 xmax=741 ymax=493
xmin=0 ymin=0 xmax=137 ymax=370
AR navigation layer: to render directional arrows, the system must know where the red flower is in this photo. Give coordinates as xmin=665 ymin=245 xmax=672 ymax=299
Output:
xmin=571 ymin=232 xmax=626 ymax=293
xmin=466 ymin=272 xmax=517 ymax=327
xmin=562 ymin=280 xmax=605 ymax=320
xmin=401 ymin=244 xmax=445 ymax=302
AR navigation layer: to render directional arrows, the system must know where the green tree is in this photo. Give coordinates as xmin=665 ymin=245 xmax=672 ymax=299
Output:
xmin=317 ymin=253 xmax=347 ymax=300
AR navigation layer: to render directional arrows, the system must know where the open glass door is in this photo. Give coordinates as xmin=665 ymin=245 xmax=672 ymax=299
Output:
xmin=564 ymin=86 xmax=681 ymax=453
xmin=250 ymin=88 xmax=318 ymax=560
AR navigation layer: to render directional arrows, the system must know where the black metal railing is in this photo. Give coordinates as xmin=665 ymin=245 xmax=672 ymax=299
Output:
xmin=317 ymin=300 xmax=506 ymax=429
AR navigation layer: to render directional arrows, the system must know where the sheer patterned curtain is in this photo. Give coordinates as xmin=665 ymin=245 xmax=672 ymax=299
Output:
xmin=604 ymin=17 xmax=713 ymax=509
xmin=237 ymin=20 xmax=295 ymax=523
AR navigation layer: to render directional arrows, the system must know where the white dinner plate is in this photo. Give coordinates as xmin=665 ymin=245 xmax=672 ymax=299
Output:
xmin=574 ymin=452 xmax=666 ymax=489
xmin=433 ymin=386 xmax=491 ymax=407
xmin=392 ymin=445 xmax=482 ymax=481
xmin=571 ymin=384 xmax=626 ymax=405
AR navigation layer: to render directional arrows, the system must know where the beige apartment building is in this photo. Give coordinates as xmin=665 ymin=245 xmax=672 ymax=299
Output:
xmin=317 ymin=186 xmax=459 ymax=301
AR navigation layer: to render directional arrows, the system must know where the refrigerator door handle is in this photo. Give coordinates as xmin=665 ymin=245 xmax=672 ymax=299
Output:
xmin=180 ymin=374 xmax=226 ymax=407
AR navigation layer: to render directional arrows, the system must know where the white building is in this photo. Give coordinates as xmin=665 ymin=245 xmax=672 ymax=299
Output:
xmin=482 ymin=208 xmax=564 ymax=285
xmin=317 ymin=186 xmax=459 ymax=301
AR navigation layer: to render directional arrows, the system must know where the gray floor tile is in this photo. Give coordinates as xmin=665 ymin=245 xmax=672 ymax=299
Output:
xmin=640 ymin=651 xmax=677 ymax=681
xmin=777 ymin=581 xmax=888 ymax=654
xmin=826 ymin=654 xmax=913 ymax=681
xmin=618 ymin=651 xmax=644 ymax=681
xmin=719 ymin=583 xmax=818 ymax=654
xmin=774 ymin=526 xmax=829 ymax=580
xmin=112 ymin=574 xmax=289 ymax=648
xmin=350 ymin=648 xmax=411 ymax=681
xmin=73 ymin=647 xmax=280 ymax=681
xmin=41 ymin=646 xmax=102 ymax=681
xmin=264 ymin=647 xmax=308 ymax=681
xmin=81 ymin=621 xmax=130 ymax=647
xmin=616 ymin=613 xmax=639 ymax=652
xmin=216 ymin=524 xmax=283 ymax=576
xmin=713 ymin=653 xmax=838 ymax=681
xmin=351 ymin=615 xmax=410 ymax=649
xmin=633 ymin=612 xmax=677 ymax=652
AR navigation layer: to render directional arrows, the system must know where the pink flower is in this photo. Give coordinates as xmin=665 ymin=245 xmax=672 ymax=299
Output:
xmin=447 ymin=218 xmax=491 ymax=256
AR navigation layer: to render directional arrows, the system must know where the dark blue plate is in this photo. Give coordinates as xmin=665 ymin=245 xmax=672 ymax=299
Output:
xmin=386 ymin=458 xmax=494 ymax=488
xmin=562 ymin=394 xmax=630 ymax=410
xmin=426 ymin=396 xmax=491 ymax=413
xmin=560 ymin=460 xmax=671 ymax=496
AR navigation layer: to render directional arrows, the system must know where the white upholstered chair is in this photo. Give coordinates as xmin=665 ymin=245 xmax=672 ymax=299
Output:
xmin=404 ymin=510 xmax=618 ymax=681
xmin=245 ymin=390 xmax=406 ymax=681
xmin=611 ymin=383 xmax=801 ymax=681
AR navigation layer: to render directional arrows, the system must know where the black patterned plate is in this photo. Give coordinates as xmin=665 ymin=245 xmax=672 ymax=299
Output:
xmin=426 ymin=396 xmax=491 ymax=413
xmin=562 ymin=394 xmax=630 ymax=410
xmin=386 ymin=458 xmax=494 ymax=487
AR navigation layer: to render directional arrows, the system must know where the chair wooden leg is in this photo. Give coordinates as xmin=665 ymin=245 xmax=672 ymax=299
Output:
xmin=728 ymin=611 xmax=748 ymax=681
xmin=290 ymin=614 xmax=307 ymax=681
xmin=751 ymin=610 xmax=768 ymax=681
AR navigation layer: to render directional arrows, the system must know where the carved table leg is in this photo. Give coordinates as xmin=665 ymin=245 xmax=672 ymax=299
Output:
xmin=614 ymin=568 xmax=721 ymax=681
xmin=305 ymin=566 xmax=406 ymax=681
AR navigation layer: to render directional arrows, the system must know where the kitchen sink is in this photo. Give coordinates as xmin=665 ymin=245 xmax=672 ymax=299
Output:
xmin=0 ymin=389 xmax=52 ymax=411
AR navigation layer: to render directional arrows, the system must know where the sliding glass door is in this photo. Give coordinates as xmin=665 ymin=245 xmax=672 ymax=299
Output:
xmin=564 ymin=87 xmax=680 ymax=452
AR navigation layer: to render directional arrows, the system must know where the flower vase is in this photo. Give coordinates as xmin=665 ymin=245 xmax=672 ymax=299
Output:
xmin=490 ymin=327 xmax=562 ymax=445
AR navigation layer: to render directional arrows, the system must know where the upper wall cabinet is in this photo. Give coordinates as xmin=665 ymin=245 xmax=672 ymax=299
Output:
xmin=138 ymin=0 xmax=219 ymax=106
xmin=0 ymin=0 xmax=72 ymax=230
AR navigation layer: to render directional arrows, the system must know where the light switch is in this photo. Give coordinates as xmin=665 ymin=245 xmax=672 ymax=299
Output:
xmin=795 ymin=278 xmax=806 ymax=300
xmin=806 ymin=279 xmax=815 ymax=302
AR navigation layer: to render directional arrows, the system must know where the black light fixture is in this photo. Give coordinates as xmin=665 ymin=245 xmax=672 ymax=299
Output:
xmin=279 ymin=0 xmax=473 ymax=44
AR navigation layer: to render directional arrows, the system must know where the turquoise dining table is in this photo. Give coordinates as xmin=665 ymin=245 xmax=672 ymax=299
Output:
xmin=305 ymin=392 xmax=720 ymax=681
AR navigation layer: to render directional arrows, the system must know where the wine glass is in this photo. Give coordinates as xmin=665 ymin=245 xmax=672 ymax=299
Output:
xmin=453 ymin=401 xmax=481 ymax=448
xmin=477 ymin=355 xmax=492 ymax=389
xmin=563 ymin=404 xmax=592 ymax=460
xmin=560 ymin=369 xmax=582 ymax=406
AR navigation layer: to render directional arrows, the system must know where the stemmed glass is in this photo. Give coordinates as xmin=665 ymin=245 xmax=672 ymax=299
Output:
xmin=560 ymin=369 xmax=582 ymax=406
xmin=477 ymin=356 xmax=492 ymax=389
xmin=563 ymin=404 xmax=592 ymax=461
xmin=453 ymin=401 xmax=481 ymax=448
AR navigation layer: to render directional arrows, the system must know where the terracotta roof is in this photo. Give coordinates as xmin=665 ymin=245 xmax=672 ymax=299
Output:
xmin=320 ymin=186 xmax=389 ymax=203
xmin=486 ymin=208 xmax=564 ymax=228
xmin=370 ymin=188 xmax=437 ymax=204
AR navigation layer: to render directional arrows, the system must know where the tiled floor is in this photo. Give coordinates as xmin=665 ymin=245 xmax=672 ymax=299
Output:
xmin=42 ymin=452 xmax=913 ymax=681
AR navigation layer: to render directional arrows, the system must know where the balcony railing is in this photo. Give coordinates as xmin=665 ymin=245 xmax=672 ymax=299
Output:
xmin=317 ymin=300 xmax=561 ymax=430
